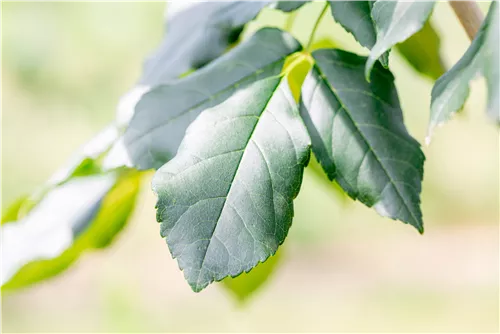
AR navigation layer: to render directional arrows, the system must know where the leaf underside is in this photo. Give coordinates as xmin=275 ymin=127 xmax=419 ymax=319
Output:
xmin=300 ymin=49 xmax=425 ymax=232
xmin=153 ymin=77 xmax=310 ymax=292
xmin=429 ymin=1 xmax=499 ymax=139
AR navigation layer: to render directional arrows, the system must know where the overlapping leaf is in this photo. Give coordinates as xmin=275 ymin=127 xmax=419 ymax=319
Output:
xmin=300 ymin=49 xmax=425 ymax=232
xmin=395 ymin=20 xmax=445 ymax=80
xmin=365 ymin=1 xmax=435 ymax=79
xmin=142 ymin=1 xmax=305 ymax=85
xmin=117 ymin=28 xmax=302 ymax=170
xmin=153 ymin=77 xmax=310 ymax=292
xmin=429 ymin=2 xmax=499 ymax=139
xmin=329 ymin=1 xmax=389 ymax=67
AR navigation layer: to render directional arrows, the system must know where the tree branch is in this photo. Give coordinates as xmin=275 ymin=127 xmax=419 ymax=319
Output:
xmin=449 ymin=1 xmax=484 ymax=41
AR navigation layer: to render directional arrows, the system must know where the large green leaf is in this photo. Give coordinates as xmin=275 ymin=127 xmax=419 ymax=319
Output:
xmin=329 ymin=1 xmax=389 ymax=67
xmin=142 ymin=2 xmax=305 ymax=85
xmin=152 ymin=77 xmax=310 ymax=292
xmin=395 ymin=20 xmax=445 ymax=80
xmin=365 ymin=1 xmax=435 ymax=79
xmin=300 ymin=49 xmax=425 ymax=232
xmin=222 ymin=249 xmax=282 ymax=302
xmin=113 ymin=28 xmax=302 ymax=171
xmin=429 ymin=2 xmax=499 ymax=139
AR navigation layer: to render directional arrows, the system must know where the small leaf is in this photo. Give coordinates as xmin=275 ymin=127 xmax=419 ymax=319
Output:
xmin=329 ymin=1 xmax=389 ymax=67
xmin=300 ymin=49 xmax=425 ymax=232
xmin=222 ymin=249 xmax=282 ymax=302
xmin=365 ymin=1 xmax=435 ymax=79
xmin=271 ymin=1 xmax=307 ymax=12
xmin=152 ymin=77 xmax=310 ymax=292
xmin=429 ymin=2 xmax=499 ymax=139
xmin=117 ymin=28 xmax=302 ymax=171
xmin=395 ymin=20 xmax=445 ymax=80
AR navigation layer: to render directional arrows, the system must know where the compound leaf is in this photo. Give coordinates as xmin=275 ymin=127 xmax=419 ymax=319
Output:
xmin=152 ymin=77 xmax=310 ymax=292
xmin=117 ymin=28 xmax=302 ymax=170
xmin=365 ymin=1 xmax=435 ymax=79
xmin=429 ymin=2 xmax=499 ymax=139
xmin=300 ymin=49 xmax=425 ymax=232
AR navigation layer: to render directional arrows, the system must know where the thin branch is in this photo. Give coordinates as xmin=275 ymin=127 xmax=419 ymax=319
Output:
xmin=449 ymin=1 xmax=484 ymax=41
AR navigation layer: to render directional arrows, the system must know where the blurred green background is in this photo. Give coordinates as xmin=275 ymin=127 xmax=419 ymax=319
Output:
xmin=2 ymin=1 xmax=498 ymax=332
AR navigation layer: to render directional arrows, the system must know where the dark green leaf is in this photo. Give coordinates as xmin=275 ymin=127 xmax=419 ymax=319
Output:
xmin=300 ymin=49 xmax=425 ymax=232
xmin=272 ymin=1 xmax=307 ymax=12
xmin=2 ymin=172 xmax=141 ymax=290
xmin=152 ymin=77 xmax=310 ymax=292
xmin=117 ymin=28 xmax=302 ymax=171
xmin=429 ymin=2 xmax=499 ymax=139
xmin=395 ymin=20 xmax=445 ymax=80
xmin=329 ymin=1 xmax=389 ymax=67
xmin=366 ymin=1 xmax=435 ymax=79
xmin=222 ymin=249 xmax=282 ymax=302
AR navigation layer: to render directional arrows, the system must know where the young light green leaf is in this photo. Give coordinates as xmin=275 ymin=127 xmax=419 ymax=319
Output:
xmin=365 ymin=1 xmax=435 ymax=79
xmin=119 ymin=28 xmax=302 ymax=171
xmin=152 ymin=77 xmax=310 ymax=292
xmin=429 ymin=2 xmax=499 ymax=139
xmin=329 ymin=1 xmax=389 ymax=67
xmin=222 ymin=249 xmax=282 ymax=303
xmin=1 ymin=172 xmax=141 ymax=290
xmin=300 ymin=49 xmax=425 ymax=232
xmin=395 ymin=20 xmax=445 ymax=80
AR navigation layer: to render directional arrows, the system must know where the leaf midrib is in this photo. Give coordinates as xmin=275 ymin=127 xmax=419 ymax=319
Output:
xmin=313 ymin=64 xmax=422 ymax=230
xmin=193 ymin=78 xmax=283 ymax=290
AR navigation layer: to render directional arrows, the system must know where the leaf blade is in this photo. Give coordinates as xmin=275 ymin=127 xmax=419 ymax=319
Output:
xmin=153 ymin=77 xmax=310 ymax=292
xmin=365 ymin=1 xmax=435 ymax=79
xmin=429 ymin=2 xmax=499 ymax=139
xmin=300 ymin=49 xmax=425 ymax=232
xmin=118 ymin=28 xmax=302 ymax=171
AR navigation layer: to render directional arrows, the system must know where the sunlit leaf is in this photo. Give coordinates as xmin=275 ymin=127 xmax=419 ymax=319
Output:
xmin=365 ymin=1 xmax=435 ymax=79
xmin=1 ymin=172 xmax=141 ymax=290
xmin=153 ymin=77 xmax=310 ymax=292
xmin=428 ymin=2 xmax=499 ymax=140
xmin=300 ymin=49 xmax=425 ymax=232
xmin=113 ymin=28 xmax=302 ymax=170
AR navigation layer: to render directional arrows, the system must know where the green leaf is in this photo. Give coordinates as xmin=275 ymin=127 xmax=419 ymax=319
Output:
xmin=329 ymin=1 xmax=389 ymax=67
xmin=395 ymin=20 xmax=445 ymax=80
xmin=365 ymin=1 xmax=435 ymax=79
xmin=429 ymin=2 xmax=499 ymax=139
xmin=115 ymin=28 xmax=302 ymax=171
xmin=142 ymin=2 xmax=304 ymax=85
xmin=152 ymin=77 xmax=310 ymax=292
xmin=300 ymin=49 xmax=425 ymax=232
xmin=2 ymin=172 xmax=141 ymax=290
xmin=271 ymin=1 xmax=307 ymax=12
xmin=222 ymin=249 xmax=282 ymax=302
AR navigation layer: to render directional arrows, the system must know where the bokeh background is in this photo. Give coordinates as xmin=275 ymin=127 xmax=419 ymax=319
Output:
xmin=2 ymin=1 xmax=498 ymax=332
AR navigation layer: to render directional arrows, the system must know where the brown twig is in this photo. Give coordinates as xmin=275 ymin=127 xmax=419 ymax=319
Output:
xmin=449 ymin=1 xmax=485 ymax=41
